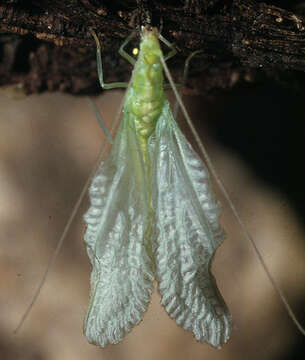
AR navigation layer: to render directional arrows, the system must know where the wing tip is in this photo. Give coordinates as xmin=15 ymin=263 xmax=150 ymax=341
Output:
xmin=83 ymin=316 xmax=142 ymax=348
xmin=191 ymin=311 xmax=233 ymax=348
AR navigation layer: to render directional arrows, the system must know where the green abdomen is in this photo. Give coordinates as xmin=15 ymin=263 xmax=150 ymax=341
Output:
xmin=125 ymin=60 xmax=165 ymax=158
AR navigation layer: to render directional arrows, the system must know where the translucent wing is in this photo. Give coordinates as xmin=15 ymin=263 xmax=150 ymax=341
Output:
xmin=150 ymin=101 xmax=232 ymax=347
xmin=83 ymin=114 xmax=154 ymax=347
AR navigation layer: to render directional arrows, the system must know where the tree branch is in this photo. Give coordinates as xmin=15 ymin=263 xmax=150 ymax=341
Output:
xmin=1 ymin=0 xmax=305 ymax=95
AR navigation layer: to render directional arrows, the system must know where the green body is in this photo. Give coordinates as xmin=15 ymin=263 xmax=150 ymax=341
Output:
xmin=123 ymin=29 xmax=166 ymax=256
xmin=125 ymin=29 xmax=165 ymax=162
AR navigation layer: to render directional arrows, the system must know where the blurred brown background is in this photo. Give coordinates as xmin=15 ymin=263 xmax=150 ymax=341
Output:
xmin=0 ymin=88 xmax=304 ymax=360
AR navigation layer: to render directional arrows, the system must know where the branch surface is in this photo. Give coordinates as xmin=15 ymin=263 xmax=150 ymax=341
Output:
xmin=1 ymin=0 xmax=305 ymax=95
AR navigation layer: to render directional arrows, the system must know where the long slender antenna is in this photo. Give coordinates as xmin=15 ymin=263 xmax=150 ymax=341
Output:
xmin=160 ymin=54 xmax=305 ymax=336
xmin=13 ymin=83 xmax=132 ymax=334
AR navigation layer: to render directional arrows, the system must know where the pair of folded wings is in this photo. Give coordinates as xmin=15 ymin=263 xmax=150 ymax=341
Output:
xmin=83 ymin=100 xmax=232 ymax=348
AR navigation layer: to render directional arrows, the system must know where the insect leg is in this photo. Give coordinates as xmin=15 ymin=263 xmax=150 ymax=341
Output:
xmin=118 ymin=32 xmax=137 ymax=65
xmin=173 ymin=50 xmax=203 ymax=119
xmin=158 ymin=33 xmax=177 ymax=61
xmin=87 ymin=97 xmax=113 ymax=144
xmin=157 ymin=34 xmax=182 ymax=90
xmin=90 ymin=29 xmax=129 ymax=89
xmin=181 ymin=50 xmax=203 ymax=87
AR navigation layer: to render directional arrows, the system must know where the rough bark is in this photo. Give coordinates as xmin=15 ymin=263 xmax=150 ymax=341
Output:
xmin=0 ymin=0 xmax=305 ymax=95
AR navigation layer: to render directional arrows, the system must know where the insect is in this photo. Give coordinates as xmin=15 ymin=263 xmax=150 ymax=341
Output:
xmin=9 ymin=24 xmax=304 ymax=358
xmin=83 ymin=27 xmax=232 ymax=348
